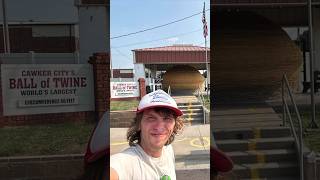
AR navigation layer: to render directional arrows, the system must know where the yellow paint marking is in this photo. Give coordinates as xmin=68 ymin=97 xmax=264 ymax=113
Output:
xmin=257 ymin=152 xmax=266 ymax=163
xmin=249 ymin=128 xmax=265 ymax=179
xmin=250 ymin=168 xmax=260 ymax=179
xmin=111 ymin=142 xmax=128 ymax=146
xmin=253 ymin=128 xmax=261 ymax=139
xmin=248 ymin=140 xmax=256 ymax=151
xmin=187 ymin=101 xmax=193 ymax=125
xmin=175 ymin=137 xmax=189 ymax=142
xmin=190 ymin=137 xmax=210 ymax=148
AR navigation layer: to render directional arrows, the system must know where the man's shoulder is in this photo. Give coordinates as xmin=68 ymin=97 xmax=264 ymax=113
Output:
xmin=163 ymin=144 xmax=175 ymax=160
xmin=110 ymin=146 xmax=141 ymax=180
xmin=164 ymin=144 xmax=174 ymax=152
xmin=111 ymin=146 xmax=140 ymax=160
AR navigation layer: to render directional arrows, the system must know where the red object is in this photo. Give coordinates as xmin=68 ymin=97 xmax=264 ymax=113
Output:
xmin=84 ymin=112 xmax=109 ymax=164
xmin=133 ymin=45 xmax=210 ymax=64
xmin=211 ymin=147 xmax=234 ymax=172
xmin=138 ymin=78 xmax=146 ymax=99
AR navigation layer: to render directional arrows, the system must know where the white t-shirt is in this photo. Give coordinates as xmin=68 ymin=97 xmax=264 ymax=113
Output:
xmin=110 ymin=144 xmax=176 ymax=180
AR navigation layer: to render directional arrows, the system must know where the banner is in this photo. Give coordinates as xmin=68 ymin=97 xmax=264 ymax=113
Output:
xmin=111 ymin=82 xmax=139 ymax=98
xmin=1 ymin=64 xmax=94 ymax=115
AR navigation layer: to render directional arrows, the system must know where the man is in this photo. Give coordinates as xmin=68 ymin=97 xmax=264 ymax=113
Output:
xmin=110 ymin=89 xmax=184 ymax=180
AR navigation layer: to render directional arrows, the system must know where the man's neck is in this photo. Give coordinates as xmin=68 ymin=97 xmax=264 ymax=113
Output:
xmin=139 ymin=143 xmax=162 ymax=158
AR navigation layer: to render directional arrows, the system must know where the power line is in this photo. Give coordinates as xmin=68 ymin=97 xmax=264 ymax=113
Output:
xmin=112 ymin=48 xmax=132 ymax=60
xmin=111 ymin=9 xmax=210 ymax=40
xmin=111 ymin=28 xmax=202 ymax=49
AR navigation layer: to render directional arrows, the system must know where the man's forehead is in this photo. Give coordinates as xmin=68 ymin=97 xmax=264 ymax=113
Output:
xmin=142 ymin=108 xmax=156 ymax=114
xmin=143 ymin=108 xmax=175 ymax=117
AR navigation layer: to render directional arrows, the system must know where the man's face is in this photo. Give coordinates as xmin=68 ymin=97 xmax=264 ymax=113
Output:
xmin=139 ymin=108 xmax=176 ymax=153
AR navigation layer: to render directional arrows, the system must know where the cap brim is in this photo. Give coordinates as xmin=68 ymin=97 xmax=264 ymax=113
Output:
xmin=211 ymin=146 xmax=234 ymax=172
xmin=137 ymin=105 xmax=183 ymax=116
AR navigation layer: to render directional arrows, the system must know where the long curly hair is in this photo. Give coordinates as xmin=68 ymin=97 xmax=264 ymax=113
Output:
xmin=127 ymin=107 xmax=184 ymax=146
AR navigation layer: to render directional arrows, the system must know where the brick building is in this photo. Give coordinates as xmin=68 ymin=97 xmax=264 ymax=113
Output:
xmin=133 ymin=44 xmax=210 ymax=93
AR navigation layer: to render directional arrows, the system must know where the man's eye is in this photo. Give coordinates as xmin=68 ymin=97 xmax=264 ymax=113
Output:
xmin=147 ymin=117 xmax=156 ymax=121
xmin=165 ymin=117 xmax=174 ymax=122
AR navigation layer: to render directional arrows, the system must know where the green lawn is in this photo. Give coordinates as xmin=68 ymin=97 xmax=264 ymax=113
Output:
xmin=281 ymin=106 xmax=320 ymax=153
xmin=110 ymin=100 xmax=139 ymax=111
xmin=299 ymin=110 xmax=320 ymax=153
xmin=203 ymin=95 xmax=210 ymax=110
xmin=0 ymin=122 xmax=95 ymax=157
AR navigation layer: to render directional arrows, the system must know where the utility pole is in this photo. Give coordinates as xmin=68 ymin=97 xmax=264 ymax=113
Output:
xmin=2 ymin=0 xmax=10 ymax=53
xmin=308 ymin=0 xmax=318 ymax=128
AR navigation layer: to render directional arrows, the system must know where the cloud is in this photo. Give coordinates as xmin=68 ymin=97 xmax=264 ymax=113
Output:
xmin=166 ymin=37 xmax=179 ymax=44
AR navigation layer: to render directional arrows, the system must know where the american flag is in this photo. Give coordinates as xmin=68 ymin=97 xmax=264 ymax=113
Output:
xmin=202 ymin=2 xmax=208 ymax=38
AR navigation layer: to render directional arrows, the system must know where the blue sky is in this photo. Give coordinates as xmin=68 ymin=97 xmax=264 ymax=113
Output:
xmin=110 ymin=0 xmax=210 ymax=69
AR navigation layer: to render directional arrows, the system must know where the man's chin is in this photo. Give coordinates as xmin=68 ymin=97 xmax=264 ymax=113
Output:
xmin=151 ymin=140 xmax=167 ymax=148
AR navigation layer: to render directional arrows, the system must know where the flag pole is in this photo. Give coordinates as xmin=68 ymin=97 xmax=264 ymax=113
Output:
xmin=205 ymin=32 xmax=209 ymax=94
xmin=110 ymin=54 xmax=113 ymax=79
xmin=203 ymin=2 xmax=209 ymax=94
xmin=308 ymin=0 xmax=318 ymax=128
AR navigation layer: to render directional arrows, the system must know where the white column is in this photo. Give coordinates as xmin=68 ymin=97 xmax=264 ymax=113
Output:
xmin=134 ymin=63 xmax=146 ymax=82
xmin=313 ymin=8 xmax=320 ymax=70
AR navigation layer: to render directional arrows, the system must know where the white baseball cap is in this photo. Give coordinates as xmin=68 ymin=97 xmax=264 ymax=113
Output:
xmin=137 ymin=89 xmax=183 ymax=116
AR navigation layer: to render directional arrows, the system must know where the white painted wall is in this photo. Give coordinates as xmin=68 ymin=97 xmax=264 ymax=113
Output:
xmin=32 ymin=25 xmax=75 ymax=37
xmin=111 ymin=78 xmax=134 ymax=82
xmin=0 ymin=0 xmax=78 ymax=24
xmin=0 ymin=53 xmax=79 ymax=64
xmin=1 ymin=1 xmax=110 ymax=65
xmin=134 ymin=63 xmax=145 ymax=82
xmin=78 ymin=5 xmax=109 ymax=63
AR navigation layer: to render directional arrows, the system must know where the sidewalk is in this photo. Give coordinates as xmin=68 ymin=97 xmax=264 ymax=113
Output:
xmin=110 ymin=124 xmax=210 ymax=171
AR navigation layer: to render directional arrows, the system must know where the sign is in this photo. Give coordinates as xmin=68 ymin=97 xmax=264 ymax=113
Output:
xmin=1 ymin=64 xmax=94 ymax=115
xmin=111 ymin=82 xmax=139 ymax=98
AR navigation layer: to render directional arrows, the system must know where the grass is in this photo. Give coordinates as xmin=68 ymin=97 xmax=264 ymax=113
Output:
xmin=110 ymin=100 xmax=139 ymax=111
xmin=0 ymin=122 xmax=95 ymax=157
xmin=299 ymin=109 xmax=320 ymax=153
xmin=280 ymin=106 xmax=320 ymax=153
xmin=203 ymin=95 xmax=210 ymax=110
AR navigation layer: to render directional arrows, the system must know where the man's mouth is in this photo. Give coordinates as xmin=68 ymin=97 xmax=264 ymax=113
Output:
xmin=151 ymin=133 xmax=166 ymax=137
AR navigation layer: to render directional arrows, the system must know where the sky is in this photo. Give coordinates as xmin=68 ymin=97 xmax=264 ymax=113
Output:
xmin=110 ymin=0 xmax=210 ymax=69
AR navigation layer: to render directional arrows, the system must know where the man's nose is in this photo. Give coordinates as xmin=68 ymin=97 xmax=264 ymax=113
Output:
xmin=153 ymin=119 xmax=166 ymax=131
